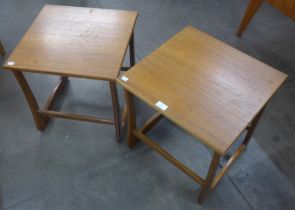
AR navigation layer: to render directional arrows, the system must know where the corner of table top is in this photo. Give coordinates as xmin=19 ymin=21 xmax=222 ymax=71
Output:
xmin=2 ymin=59 xmax=15 ymax=71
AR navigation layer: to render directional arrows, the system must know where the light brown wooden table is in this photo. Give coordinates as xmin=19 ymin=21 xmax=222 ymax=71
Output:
xmin=117 ymin=26 xmax=287 ymax=203
xmin=237 ymin=0 xmax=295 ymax=36
xmin=3 ymin=5 xmax=138 ymax=141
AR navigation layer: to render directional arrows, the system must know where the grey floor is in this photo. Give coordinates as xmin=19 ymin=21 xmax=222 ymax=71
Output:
xmin=0 ymin=0 xmax=295 ymax=209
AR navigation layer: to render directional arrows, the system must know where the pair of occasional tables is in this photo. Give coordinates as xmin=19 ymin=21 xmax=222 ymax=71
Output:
xmin=3 ymin=5 xmax=287 ymax=204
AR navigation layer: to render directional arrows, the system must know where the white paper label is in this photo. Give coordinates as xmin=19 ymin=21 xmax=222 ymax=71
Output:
xmin=7 ymin=61 xmax=15 ymax=66
xmin=121 ymin=76 xmax=129 ymax=82
xmin=155 ymin=101 xmax=168 ymax=111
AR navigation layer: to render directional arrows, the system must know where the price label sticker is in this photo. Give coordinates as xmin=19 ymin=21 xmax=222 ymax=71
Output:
xmin=155 ymin=101 xmax=168 ymax=111
xmin=7 ymin=61 xmax=15 ymax=66
xmin=121 ymin=76 xmax=129 ymax=82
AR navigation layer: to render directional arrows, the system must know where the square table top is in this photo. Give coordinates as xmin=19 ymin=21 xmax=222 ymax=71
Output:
xmin=3 ymin=5 xmax=138 ymax=81
xmin=117 ymin=26 xmax=287 ymax=155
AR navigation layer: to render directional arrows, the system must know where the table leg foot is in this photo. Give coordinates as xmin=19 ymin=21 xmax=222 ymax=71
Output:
xmin=198 ymin=152 xmax=221 ymax=204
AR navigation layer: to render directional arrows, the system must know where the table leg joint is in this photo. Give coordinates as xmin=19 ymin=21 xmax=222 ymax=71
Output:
xmin=44 ymin=76 xmax=68 ymax=111
xmin=211 ymin=144 xmax=246 ymax=190
xmin=139 ymin=112 xmax=163 ymax=134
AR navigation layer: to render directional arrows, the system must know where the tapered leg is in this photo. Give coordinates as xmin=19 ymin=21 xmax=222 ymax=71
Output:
xmin=12 ymin=71 xmax=47 ymax=130
xmin=124 ymin=90 xmax=138 ymax=148
xmin=129 ymin=32 xmax=135 ymax=67
xmin=0 ymin=41 xmax=5 ymax=56
xmin=198 ymin=152 xmax=221 ymax=203
xmin=109 ymin=81 xmax=121 ymax=142
xmin=236 ymin=0 xmax=264 ymax=37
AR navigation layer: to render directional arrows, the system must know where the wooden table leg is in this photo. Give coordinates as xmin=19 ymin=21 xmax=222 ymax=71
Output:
xmin=0 ymin=41 xmax=5 ymax=56
xmin=124 ymin=90 xmax=139 ymax=148
xmin=198 ymin=152 xmax=221 ymax=204
xmin=121 ymin=103 xmax=267 ymax=203
xmin=129 ymin=32 xmax=135 ymax=67
xmin=12 ymin=71 xmax=47 ymax=130
xmin=119 ymin=31 xmax=135 ymax=130
xmin=120 ymin=32 xmax=135 ymax=72
xmin=109 ymin=81 xmax=121 ymax=142
xmin=236 ymin=0 xmax=264 ymax=37
xmin=200 ymin=106 xmax=267 ymax=200
xmin=243 ymin=106 xmax=266 ymax=146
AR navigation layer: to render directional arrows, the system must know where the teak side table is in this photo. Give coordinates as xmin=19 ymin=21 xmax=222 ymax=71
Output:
xmin=117 ymin=26 xmax=287 ymax=203
xmin=3 ymin=5 xmax=138 ymax=141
